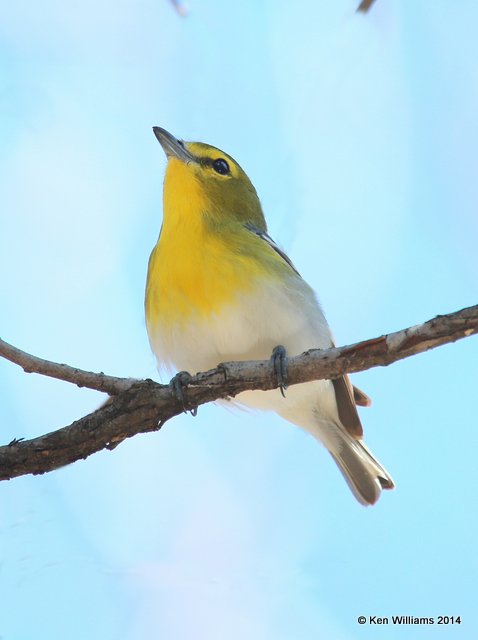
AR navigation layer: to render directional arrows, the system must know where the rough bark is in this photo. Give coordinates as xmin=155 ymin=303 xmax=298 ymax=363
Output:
xmin=1 ymin=304 xmax=477 ymax=481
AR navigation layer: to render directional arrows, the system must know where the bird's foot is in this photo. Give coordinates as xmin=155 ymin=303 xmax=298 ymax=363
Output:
xmin=216 ymin=362 xmax=229 ymax=382
xmin=271 ymin=345 xmax=288 ymax=398
xmin=169 ymin=371 xmax=198 ymax=416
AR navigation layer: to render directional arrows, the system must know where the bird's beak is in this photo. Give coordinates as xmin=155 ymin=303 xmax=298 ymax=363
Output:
xmin=153 ymin=127 xmax=194 ymax=163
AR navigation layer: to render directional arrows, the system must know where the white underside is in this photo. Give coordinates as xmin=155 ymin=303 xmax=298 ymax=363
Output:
xmin=149 ymin=275 xmax=347 ymax=453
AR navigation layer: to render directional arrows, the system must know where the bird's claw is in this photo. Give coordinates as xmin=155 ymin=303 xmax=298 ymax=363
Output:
xmin=271 ymin=345 xmax=288 ymax=398
xmin=216 ymin=362 xmax=229 ymax=382
xmin=169 ymin=371 xmax=198 ymax=416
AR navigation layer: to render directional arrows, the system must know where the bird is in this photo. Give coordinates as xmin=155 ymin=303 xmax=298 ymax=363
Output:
xmin=145 ymin=127 xmax=395 ymax=505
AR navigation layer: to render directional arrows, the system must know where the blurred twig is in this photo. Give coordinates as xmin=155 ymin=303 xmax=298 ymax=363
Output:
xmin=169 ymin=0 xmax=188 ymax=17
xmin=357 ymin=0 xmax=377 ymax=12
xmin=1 ymin=304 xmax=477 ymax=481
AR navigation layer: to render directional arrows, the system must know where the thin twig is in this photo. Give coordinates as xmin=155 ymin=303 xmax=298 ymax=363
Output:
xmin=0 ymin=338 xmax=134 ymax=395
xmin=169 ymin=0 xmax=188 ymax=17
xmin=357 ymin=0 xmax=377 ymax=13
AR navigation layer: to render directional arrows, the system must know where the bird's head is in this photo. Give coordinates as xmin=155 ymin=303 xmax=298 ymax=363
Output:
xmin=153 ymin=127 xmax=266 ymax=230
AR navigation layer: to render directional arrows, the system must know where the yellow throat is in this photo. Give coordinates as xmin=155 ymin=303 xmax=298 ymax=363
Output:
xmin=145 ymin=128 xmax=286 ymax=341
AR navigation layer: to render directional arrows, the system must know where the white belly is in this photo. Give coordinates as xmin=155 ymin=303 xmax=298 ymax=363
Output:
xmin=148 ymin=275 xmax=342 ymax=447
xmin=149 ymin=275 xmax=332 ymax=370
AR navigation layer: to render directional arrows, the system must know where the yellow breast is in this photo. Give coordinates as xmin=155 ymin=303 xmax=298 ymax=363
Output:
xmin=145 ymin=226 xmax=249 ymax=331
xmin=146 ymin=159 xmax=263 ymax=339
xmin=144 ymin=155 xmax=299 ymax=370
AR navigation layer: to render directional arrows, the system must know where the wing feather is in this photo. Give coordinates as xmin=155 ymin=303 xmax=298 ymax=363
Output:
xmin=332 ymin=376 xmax=364 ymax=438
xmin=244 ymin=224 xmax=301 ymax=275
xmin=245 ymin=224 xmax=368 ymax=440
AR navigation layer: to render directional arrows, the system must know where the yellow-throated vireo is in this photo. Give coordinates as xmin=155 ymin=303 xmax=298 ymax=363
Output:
xmin=145 ymin=127 xmax=394 ymax=505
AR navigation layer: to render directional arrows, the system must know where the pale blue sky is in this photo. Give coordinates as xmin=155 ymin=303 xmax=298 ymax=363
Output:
xmin=1 ymin=1 xmax=477 ymax=638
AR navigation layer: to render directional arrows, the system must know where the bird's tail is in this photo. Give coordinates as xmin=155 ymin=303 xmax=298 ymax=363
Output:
xmin=329 ymin=432 xmax=395 ymax=506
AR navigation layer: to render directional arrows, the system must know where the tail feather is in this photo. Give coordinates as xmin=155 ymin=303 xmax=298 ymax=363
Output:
xmin=329 ymin=435 xmax=395 ymax=506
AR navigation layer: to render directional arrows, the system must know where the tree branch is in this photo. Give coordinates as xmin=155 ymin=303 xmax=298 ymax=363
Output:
xmin=0 ymin=338 xmax=133 ymax=394
xmin=1 ymin=304 xmax=477 ymax=481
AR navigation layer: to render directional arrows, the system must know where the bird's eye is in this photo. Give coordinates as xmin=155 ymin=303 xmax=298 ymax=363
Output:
xmin=212 ymin=158 xmax=230 ymax=175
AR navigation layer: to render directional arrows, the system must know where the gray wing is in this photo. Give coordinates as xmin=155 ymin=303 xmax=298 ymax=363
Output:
xmin=332 ymin=376 xmax=364 ymax=438
xmin=244 ymin=224 xmax=301 ymax=276
xmin=245 ymin=225 xmax=371 ymax=437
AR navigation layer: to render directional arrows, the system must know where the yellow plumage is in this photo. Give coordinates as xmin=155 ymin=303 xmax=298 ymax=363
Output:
xmin=146 ymin=155 xmax=289 ymax=335
xmin=145 ymin=127 xmax=395 ymax=505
